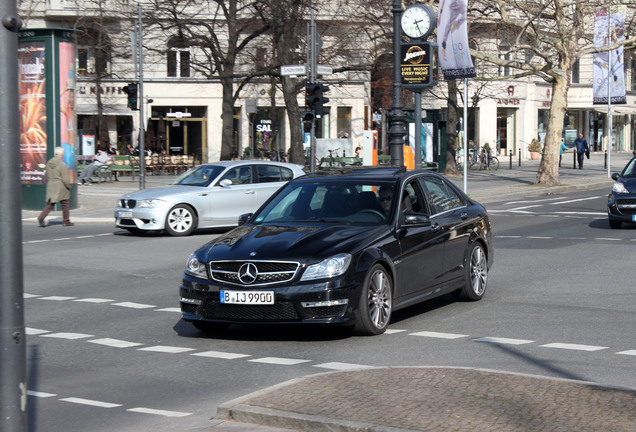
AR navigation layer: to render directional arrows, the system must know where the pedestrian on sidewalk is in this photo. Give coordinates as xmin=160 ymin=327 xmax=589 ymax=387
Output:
xmin=573 ymin=133 xmax=589 ymax=169
xmin=559 ymin=138 xmax=568 ymax=167
xmin=78 ymin=147 xmax=108 ymax=184
xmin=38 ymin=146 xmax=74 ymax=227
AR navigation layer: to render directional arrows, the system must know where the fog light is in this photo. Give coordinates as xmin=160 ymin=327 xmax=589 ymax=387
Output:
xmin=301 ymin=299 xmax=348 ymax=308
xmin=180 ymin=297 xmax=202 ymax=305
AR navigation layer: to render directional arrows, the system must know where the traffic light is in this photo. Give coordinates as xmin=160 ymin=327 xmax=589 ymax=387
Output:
xmin=122 ymin=82 xmax=138 ymax=110
xmin=315 ymin=83 xmax=330 ymax=118
xmin=305 ymin=83 xmax=319 ymax=113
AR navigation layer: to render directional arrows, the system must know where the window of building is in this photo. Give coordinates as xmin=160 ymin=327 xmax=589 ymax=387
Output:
xmin=571 ymin=60 xmax=580 ymax=84
xmin=498 ymin=44 xmax=511 ymax=77
xmin=167 ymin=37 xmax=190 ymax=77
xmin=76 ymin=29 xmax=110 ymax=77
xmin=631 ymin=56 xmax=636 ymax=90
xmin=337 ymin=107 xmax=351 ymax=139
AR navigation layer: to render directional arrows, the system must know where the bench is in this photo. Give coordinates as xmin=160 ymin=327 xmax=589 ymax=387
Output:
xmin=76 ymin=155 xmax=114 ymax=183
xmin=110 ymin=155 xmax=141 ymax=180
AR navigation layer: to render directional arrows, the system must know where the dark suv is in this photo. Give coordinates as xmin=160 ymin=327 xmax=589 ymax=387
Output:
xmin=180 ymin=167 xmax=493 ymax=335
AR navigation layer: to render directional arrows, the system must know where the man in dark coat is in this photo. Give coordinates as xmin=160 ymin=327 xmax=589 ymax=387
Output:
xmin=572 ymin=133 xmax=589 ymax=169
xmin=38 ymin=146 xmax=74 ymax=227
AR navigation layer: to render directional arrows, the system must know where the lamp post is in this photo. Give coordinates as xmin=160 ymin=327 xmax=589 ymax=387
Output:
xmin=388 ymin=0 xmax=406 ymax=167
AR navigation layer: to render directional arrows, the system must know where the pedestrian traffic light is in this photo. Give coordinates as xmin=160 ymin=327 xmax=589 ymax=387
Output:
xmin=305 ymin=83 xmax=320 ymax=113
xmin=122 ymin=82 xmax=138 ymax=110
xmin=315 ymin=83 xmax=330 ymax=118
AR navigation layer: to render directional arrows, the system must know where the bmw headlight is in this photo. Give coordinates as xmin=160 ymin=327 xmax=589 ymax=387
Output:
xmin=139 ymin=199 xmax=165 ymax=208
xmin=612 ymin=182 xmax=629 ymax=194
xmin=301 ymin=253 xmax=352 ymax=281
xmin=185 ymin=253 xmax=207 ymax=278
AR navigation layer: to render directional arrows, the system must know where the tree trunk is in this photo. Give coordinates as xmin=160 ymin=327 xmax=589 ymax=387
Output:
xmin=536 ymin=75 xmax=568 ymax=185
xmin=220 ymin=74 xmax=235 ymax=160
xmin=444 ymin=80 xmax=460 ymax=176
xmin=281 ymin=76 xmax=305 ymax=165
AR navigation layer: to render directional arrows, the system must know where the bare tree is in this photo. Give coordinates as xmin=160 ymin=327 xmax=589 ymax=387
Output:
xmin=472 ymin=0 xmax=636 ymax=185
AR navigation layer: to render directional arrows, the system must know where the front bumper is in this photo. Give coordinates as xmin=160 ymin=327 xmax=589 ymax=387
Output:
xmin=179 ymin=273 xmax=360 ymax=326
xmin=607 ymin=193 xmax=636 ymax=222
xmin=115 ymin=207 xmax=167 ymax=230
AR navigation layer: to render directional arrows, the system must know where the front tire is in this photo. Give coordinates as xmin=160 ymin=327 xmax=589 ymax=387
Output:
xmin=455 ymin=242 xmax=488 ymax=301
xmin=165 ymin=204 xmax=197 ymax=236
xmin=354 ymin=264 xmax=392 ymax=335
xmin=608 ymin=219 xmax=622 ymax=229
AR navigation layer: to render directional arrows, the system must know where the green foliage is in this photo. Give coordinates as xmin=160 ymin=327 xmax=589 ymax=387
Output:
xmin=528 ymin=139 xmax=542 ymax=153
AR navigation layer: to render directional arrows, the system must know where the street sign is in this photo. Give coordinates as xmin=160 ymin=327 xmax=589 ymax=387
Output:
xmin=280 ymin=65 xmax=307 ymax=76
xmin=166 ymin=112 xmax=192 ymax=118
xmin=316 ymin=65 xmax=333 ymax=75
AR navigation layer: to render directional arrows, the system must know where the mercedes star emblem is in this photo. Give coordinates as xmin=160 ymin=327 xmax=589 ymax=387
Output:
xmin=238 ymin=262 xmax=258 ymax=284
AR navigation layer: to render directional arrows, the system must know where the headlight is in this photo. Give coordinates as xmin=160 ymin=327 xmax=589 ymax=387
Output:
xmin=612 ymin=182 xmax=629 ymax=194
xmin=185 ymin=253 xmax=207 ymax=278
xmin=301 ymin=253 xmax=352 ymax=281
xmin=139 ymin=199 xmax=165 ymax=208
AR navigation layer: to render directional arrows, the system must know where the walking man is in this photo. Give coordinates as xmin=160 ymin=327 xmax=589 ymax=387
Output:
xmin=38 ymin=146 xmax=74 ymax=227
xmin=573 ymin=133 xmax=589 ymax=169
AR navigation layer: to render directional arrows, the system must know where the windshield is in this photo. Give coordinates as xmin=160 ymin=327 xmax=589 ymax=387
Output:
xmin=171 ymin=165 xmax=225 ymax=186
xmin=622 ymin=159 xmax=636 ymax=177
xmin=253 ymin=179 xmax=397 ymax=225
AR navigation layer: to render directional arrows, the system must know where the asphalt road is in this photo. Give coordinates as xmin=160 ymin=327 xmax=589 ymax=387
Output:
xmin=21 ymin=187 xmax=636 ymax=431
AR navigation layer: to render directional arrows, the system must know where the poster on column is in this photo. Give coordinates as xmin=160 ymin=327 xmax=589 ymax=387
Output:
xmin=593 ymin=6 xmax=626 ymax=105
xmin=18 ymin=41 xmax=47 ymax=184
xmin=437 ymin=0 xmax=476 ymax=80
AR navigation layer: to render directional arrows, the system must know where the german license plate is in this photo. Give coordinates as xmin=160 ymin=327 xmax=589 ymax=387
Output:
xmin=118 ymin=210 xmax=133 ymax=218
xmin=632 ymin=215 xmax=636 ymax=222
xmin=220 ymin=290 xmax=274 ymax=305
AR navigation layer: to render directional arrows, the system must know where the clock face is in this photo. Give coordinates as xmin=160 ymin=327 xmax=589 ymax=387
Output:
xmin=401 ymin=4 xmax=435 ymax=39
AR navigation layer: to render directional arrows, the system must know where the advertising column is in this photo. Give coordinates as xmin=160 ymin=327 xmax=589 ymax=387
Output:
xmin=18 ymin=28 xmax=78 ymax=210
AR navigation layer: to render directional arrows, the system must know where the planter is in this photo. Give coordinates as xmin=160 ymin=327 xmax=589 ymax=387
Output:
xmin=530 ymin=151 xmax=541 ymax=160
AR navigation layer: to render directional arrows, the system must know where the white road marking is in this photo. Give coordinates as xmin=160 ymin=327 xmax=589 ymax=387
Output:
xmin=192 ymin=351 xmax=251 ymax=360
xmin=89 ymin=338 xmax=143 ymax=348
xmin=155 ymin=307 xmax=181 ymax=313
xmin=384 ymin=329 xmax=407 ymax=334
xmin=617 ymin=350 xmax=636 ymax=356
xmin=40 ymin=332 xmax=93 ymax=340
xmin=313 ymin=362 xmax=376 ymax=371
xmin=23 ymin=293 xmax=41 ymax=298
xmin=74 ymin=298 xmax=114 ymax=303
xmin=25 ymin=327 xmax=50 ymax=335
xmin=38 ymin=296 xmax=77 ymax=301
xmin=474 ymin=337 xmax=534 ymax=345
xmin=249 ymin=357 xmax=311 ymax=365
xmin=60 ymin=397 xmax=121 ymax=408
xmin=494 ymin=235 xmax=521 ymax=238
xmin=594 ymin=237 xmax=622 ymax=241
xmin=410 ymin=331 xmax=469 ymax=339
xmin=127 ymin=407 xmax=191 ymax=417
xmin=27 ymin=391 xmax=56 ymax=398
xmin=137 ymin=346 xmax=196 ymax=354
xmin=527 ymin=236 xmax=552 ymax=239
xmin=112 ymin=302 xmax=156 ymax=309
xmin=540 ymin=342 xmax=607 ymax=352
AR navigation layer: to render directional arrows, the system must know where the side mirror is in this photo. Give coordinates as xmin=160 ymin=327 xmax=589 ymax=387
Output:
xmin=238 ymin=213 xmax=252 ymax=226
xmin=403 ymin=212 xmax=430 ymax=226
xmin=219 ymin=179 xmax=233 ymax=187
xmin=611 ymin=173 xmax=620 ymax=181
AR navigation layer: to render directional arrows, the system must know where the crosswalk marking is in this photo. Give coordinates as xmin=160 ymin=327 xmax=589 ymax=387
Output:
xmin=474 ymin=337 xmax=534 ymax=345
xmin=39 ymin=296 xmax=77 ymax=301
xmin=313 ymin=362 xmax=376 ymax=371
xmin=249 ymin=357 xmax=311 ymax=365
xmin=410 ymin=331 xmax=468 ymax=339
xmin=27 ymin=391 xmax=56 ymax=398
xmin=138 ymin=346 xmax=196 ymax=353
xmin=89 ymin=338 xmax=144 ymax=348
xmin=40 ymin=332 xmax=93 ymax=340
xmin=192 ymin=351 xmax=251 ymax=359
xmin=540 ymin=342 xmax=607 ymax=352
xmin=60 ymin=397 xmax=121 ymax=408
xmin=127 ymin=407 xmax=191 ymax=417
xmin=616 ymin=350 xmax=636 ymax=356
xmin=74 ymin=298 xmax=114 ymax=303
xmin=112 ymin=301 xmax=156 ymax=309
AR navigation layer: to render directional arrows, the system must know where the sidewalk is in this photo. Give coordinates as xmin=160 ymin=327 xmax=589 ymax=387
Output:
xmin=21 ymin=153 xmax=636 ymax=432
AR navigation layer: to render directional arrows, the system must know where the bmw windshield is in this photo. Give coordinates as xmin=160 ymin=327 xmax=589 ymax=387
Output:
xmin=252 ymin=180 xmax=397 ymax=224
xmin=172 ymin=165 xmax=225 ymax=186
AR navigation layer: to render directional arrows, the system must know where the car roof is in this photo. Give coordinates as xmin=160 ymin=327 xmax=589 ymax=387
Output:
xmin=299 ymin=166 xmax=446 ymax=182
xmin=194 ymin=160 xmax=305 ymax=172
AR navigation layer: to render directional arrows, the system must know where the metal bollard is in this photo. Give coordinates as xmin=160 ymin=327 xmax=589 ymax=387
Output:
xmin=573 ymin=150 xmax=577 ymax=169
xmin=518 ymin=149 xmax=521 ymax=166
xmin=604 ymin=151 xmax=607 ymax=169
xmin=509 ymin=152 xmax=513 ymax=169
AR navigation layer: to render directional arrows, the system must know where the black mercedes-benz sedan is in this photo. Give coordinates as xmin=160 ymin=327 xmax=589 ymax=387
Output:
xmin=607 ymin=156 xmax=636 ymax=229
xmin=179 ymin=167 xmax=493 ymax=335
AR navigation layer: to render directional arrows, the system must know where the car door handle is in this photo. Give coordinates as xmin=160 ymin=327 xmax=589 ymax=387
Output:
xmin=245 ymin=190 xmax=255 ymax=194
xmin=431 ymin=223 xmax=441 ymax=233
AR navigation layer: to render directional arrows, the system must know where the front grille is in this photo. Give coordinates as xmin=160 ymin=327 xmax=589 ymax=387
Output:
xmin=119 ymin=199 xmax=137 ymax=209
xmin=203 ymin=300 xmax=299 ymax=321
xmin=616 ymin=198 xmax=636 ymax=215
xmin=209 ymin=260 xmax=300 ymax=286
xmin=181 ymin=303 xmax=198 ymax=315
xmin=306 ymin=305 xmax=347 ymax=318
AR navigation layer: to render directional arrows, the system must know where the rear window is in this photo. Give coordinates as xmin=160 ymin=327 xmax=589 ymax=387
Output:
xmin=256 ymin=165 xmax=294 ymax=183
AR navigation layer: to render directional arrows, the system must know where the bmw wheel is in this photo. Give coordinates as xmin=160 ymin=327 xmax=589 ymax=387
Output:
xmin=454 ymin=242 xmax=487 ymax=301
xmin=165 ymin=204 xmax=197 ymax=236
xmin=354 ymin=264 xmax=392 ymax=335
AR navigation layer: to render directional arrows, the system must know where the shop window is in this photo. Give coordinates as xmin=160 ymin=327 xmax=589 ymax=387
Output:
xmin=337 ymin=107 xmax=351 ymax=138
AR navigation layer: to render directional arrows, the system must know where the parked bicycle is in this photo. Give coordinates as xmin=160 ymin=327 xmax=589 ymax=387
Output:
xmin=456 ymin=148 xmax=479 ymax=170
xmin=479 ymin=150 xmax=499 ymax=170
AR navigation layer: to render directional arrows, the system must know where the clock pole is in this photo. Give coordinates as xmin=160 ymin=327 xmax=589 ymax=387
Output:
xmin=388 ymin=0 xmax=406 ymax=167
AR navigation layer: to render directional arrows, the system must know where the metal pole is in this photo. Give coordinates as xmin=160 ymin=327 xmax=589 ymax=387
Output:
xmin=606 ymin=4 xmax=612 ymax=178
xmin=137 ymin=3 xmax=145 ymax=189
xmin=463 ymin=78 xmax=468 ymax=192
xmin=415 ymin=91 xmax=422 ymax=169
xmin=309 ymin=11 xmax=317 ymax=173
xmin=389 ymin=0 xmax=406 ymax=167
xmin=0 ymin=2 xmax=27 ymax=430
